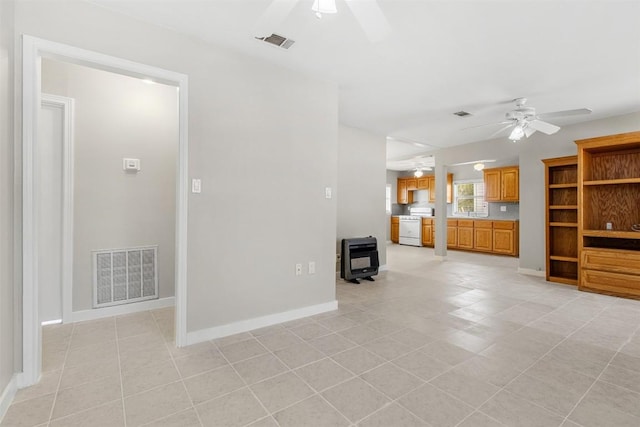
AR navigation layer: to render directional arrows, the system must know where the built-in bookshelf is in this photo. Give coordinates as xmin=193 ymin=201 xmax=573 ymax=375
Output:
xmin=577 ymin=131 xmax=640 ymax=299
xmin=543 ymin=156 xmax=578 ymax=285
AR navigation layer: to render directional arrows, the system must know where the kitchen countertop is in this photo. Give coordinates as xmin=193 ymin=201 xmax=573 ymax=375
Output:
xmin=393 ymin=216 xmax=518 ymax=221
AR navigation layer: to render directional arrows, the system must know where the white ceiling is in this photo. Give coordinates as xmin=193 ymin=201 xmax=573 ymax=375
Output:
xmin=90 ymin=0 xmax=640 ymax=167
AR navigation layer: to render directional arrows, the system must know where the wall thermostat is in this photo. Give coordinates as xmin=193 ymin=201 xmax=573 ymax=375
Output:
xmin=123 ymin=158 xmax=141 ymax=172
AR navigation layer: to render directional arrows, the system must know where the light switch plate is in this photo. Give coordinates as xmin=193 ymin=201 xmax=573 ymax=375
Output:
xmin=192 ymin=179 xmax=201 ymax=194
xmin=123 ymin=158 xmax=141 ymax=171
xmin=325 ymin=187 xmax=332 ymax=199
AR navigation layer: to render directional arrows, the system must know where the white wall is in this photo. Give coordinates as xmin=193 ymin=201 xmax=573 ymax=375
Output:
xmin=337 ymin=125 xmax=387 ymax=268
xmin=0 ymin=0 xmax=16 ymax=406
xmin=41 ymin=58 xmax=178 ymax=311
xmin=13 ymin=0 xmax=339 ymax=335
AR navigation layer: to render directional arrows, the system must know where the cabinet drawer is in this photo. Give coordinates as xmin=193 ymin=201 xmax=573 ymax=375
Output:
xmin=421 ymin=218 xmax=433 ymax=225
xmin=457 ymin=220 xmax=474 ymax=228
xmin=493 ymin=221 xmax=515 ymax=230
xmin=582 ymin=249 xmax=640 ymax=275
xmin=391 ymin=216 xmax=400 ymax=224
xmin=447 ymin=219 xmax=458 ymax=226
xmin=581 ymin=269 xmax=640 ymax=298
xmin=474 ymin=220 xmax=492 ymax=229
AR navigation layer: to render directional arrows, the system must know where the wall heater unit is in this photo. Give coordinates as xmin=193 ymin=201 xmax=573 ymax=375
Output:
xmin=93 ymin=246 xmax=158 ymax=308
xmin=341 ymin=237 xmax=379 ymax=284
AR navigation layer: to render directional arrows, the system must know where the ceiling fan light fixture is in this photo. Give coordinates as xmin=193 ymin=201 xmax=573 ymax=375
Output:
xmin=473 ymin=163 xmax=485 ymax=171
xmin=509 ymin=124 xmax=525 ymax=142
xmin=414 ymin=169 xmax=424 ymax=178
xmin=312 ymin=0 xmax=337 ymax=18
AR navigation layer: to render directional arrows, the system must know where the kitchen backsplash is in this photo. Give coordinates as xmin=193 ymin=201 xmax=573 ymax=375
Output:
xmin=391 ymin=202 xmax=519 ymax=219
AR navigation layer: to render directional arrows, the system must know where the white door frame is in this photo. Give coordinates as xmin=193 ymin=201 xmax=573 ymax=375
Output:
xmin=40 ymin=93 xmax=74 ymax=325
xmin=21 ymin=35 xmax=189 ymax=387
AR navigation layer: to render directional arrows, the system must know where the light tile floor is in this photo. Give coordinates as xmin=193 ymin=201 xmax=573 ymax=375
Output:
xmin=4 ymin=244 xmax=640 ymax=426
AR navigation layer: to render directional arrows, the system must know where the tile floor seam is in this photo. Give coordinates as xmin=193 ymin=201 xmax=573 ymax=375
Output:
xmin=45 ymin=322 xmax=74 ymax=424
xmin=562 ymin=320 xmax=640 ymax=424
xmin=156 ymin=311 xmax=206 ymax=427
xmin=115 ymin=316 xmax=129 ymax=427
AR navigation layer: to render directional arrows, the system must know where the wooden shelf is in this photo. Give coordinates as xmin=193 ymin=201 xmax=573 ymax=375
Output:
xmin=548 ymin=276 xmax=578 ymax=286
xmin=582 ymin=230 xmax=640 ymax=239
xmin=583 ymin=178 xmax=640 ymax=186
xmin=550 ymin=222 xmax=578 ymax=228
xmin=549 ymin=205 xmax=578 ymax=210
xmin=549 ymin=183 xmax=577 ymax=188
xmin=550 ymin=255 xmax=578 ymax=262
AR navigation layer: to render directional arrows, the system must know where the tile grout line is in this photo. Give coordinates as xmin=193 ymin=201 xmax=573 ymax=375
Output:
xmin=46 ymin=322 xmax=75 ymax=425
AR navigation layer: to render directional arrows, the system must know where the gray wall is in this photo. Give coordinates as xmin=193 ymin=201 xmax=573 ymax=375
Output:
xmin=337 ymin=125 xmax=387 ymax=268
xmin=13 ymin=0 xmax=338 ymax=334
xmin=41 ymin=59 xmax=178 ymax=311
xmin=434 ymin=112 xmax=640 ymax=271
xmin=0 ymin=0 xmax=15 ymax=401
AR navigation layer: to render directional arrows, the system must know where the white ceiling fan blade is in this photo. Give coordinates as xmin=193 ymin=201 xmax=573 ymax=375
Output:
xmin=523 ymin=126 xmax=536 ymax=138
xmin=537 ymin=108 xmax=592 ymax=120
xmin=254 ymin=0 xmax=298 ymax=36
xmin=528 ymin=119 xmax=560 ymax=135
xmin=462 ymin=120 xmax=512 ymax=131
xmin=345 ymin=0 xmax=391 ymax=42
xmin=487 ymin=123 xmax=515 ymax=139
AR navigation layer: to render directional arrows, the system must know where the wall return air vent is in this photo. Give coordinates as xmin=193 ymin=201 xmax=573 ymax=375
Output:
xmin=93 ymin=246 xmax=158 ymax=308
xmin=255 ymin=33 xmax=296 ymax=50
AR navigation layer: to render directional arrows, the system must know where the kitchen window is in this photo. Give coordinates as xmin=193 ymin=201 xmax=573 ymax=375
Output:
xmin=453 ymin=180 xmax=488 ymax=217
xmin=385 ymin=184 xmax=392 ymax=214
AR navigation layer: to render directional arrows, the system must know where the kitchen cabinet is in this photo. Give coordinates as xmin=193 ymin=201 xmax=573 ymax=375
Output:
xmin=406 ymin=178 xmax=418 ymax=191
xmin=493 ymin=220 xmax=518 ymax=255
xmin=484 ymin=166 xmax=519 ymax=202
xmin=428 ymin=174 xmax=454 ymax=204
xmin=457 ymin=220 xmax=474 ymax=250
xmin=417 ymin=177 xmax=430 ymax=190
xmin=397 ymin=179 xmax=414 ymax=204
xmin=421 ymin=218 xmax=433 ymax=246
xmin=473 ymin=221 xmax=493 ymax=252
xmin=447 ymin=219 xmax=458 ymax=248
xmin=391 ymin=216 xmax=399 ymax=243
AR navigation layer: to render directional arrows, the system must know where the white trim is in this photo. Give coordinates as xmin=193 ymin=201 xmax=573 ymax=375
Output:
xmin=186 ymin=300 xmax=339 ymax=345
xmin=41 ymin=319 xmax=62 ymax=326
xmin=434 ymin=255 xmax=446 ymax=261
xmin=22 ymin=35 xmax=189 ymax=387
xmin=0 ymin=375 xmax=18 ymax=421
xmin=72 ymin=296 xmax=175 ymax=323
xmin=517 ymin=267 xmax=546 ymax=278
xmin=41 ymin=93 xmax=74 ymax=324
xmin=378 ymin=264 xmax=388 ymax=272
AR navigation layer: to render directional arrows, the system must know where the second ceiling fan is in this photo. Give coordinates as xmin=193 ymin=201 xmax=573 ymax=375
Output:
xmin=471 ymin=98 xmax=592 ymax=142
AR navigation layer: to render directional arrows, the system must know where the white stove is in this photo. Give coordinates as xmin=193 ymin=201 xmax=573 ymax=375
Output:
xmin=398 ymin=215 xmax=421 ymax=246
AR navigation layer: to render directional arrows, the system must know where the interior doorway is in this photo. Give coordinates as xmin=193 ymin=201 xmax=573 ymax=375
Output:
xmin=21 ymin=36 xmax=189 ymax=387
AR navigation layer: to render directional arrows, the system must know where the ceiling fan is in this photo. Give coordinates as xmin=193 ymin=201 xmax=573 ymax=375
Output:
xmin=469 ymin=98 xmax=592 ymax=142
xmin=255 ymin=0 xmax=390 ymax=43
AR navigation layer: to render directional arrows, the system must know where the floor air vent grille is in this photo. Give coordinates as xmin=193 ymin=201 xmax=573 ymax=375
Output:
xmin=93 ymin=246 xmax=158 ymax=308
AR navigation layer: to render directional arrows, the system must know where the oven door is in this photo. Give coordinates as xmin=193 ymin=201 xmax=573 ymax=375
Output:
xmin=399 ymin=219 xmax=421 ymax=246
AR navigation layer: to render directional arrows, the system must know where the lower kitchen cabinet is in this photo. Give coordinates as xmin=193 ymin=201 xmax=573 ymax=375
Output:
xmin=493 ymin=221 xmax=519 ymax=256
xmin=474 ymin=222 xmax=493 ymax=252
xmin=447 ymin=219 xmax=458 ymax=248
xmin=391 ymin=217 xmax=399 ymax=243
xmin=457 ymin=220 xmax=474 ymax=250
xmin=421 ymin=218 xmax=433 ymax=246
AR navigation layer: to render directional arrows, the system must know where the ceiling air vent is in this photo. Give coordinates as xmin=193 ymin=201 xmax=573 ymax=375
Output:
xmin=255 ymin=33 xmax=295 ymax=50
xmin=453 ymin=111 xmax=472 ymax=117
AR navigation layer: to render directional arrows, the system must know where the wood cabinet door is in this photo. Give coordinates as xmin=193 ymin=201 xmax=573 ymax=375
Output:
xmin=397 ymin=179 xmax=408 ymax=204
xmin=458 ymin=227 xmax=474 ymax=249
xmin=474 ymin=228 xmax=492 ymax=251
xmin=446 ymin=173 xmax=453 ymax=204
xmin=501 ymin=168 xmax=519 ymax=201
xmin=484 ymin=170 xmax=501 ymax=201
xmin=417 ymin=177 xmax=429 ymax=190
xmin=493 ymin=229 xmax=514 ymax=254
xmin=447 ymin=226 xmax=458 ymax=248
xmin=422 ymin=224 xmax=433 ymax=246
xmin=428 ymin=176 xmax=436 ymax=203
xmin=406 ymin=178 xmax=418 ymax=191
xmin=391 ymin=222 xmax=399 ymax=243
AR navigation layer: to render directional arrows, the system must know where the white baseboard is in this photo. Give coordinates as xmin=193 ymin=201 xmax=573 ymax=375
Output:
xmin=186 ymin=300 xmax=339 ymax=346
xmin=518 ymin=268 xmax=545 ymax=278
xmin=378 ymin=264 xmax=388 ymax=272
xmin=0 ymin=375 xmax=18 ymax=423
xmin=434 ymin=255 xmax=446 ymax=261
xmin=72 ymin=297 xmax=175 ymax=323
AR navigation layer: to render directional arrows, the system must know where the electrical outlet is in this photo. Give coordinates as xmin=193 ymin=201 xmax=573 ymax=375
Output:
xmin=500 ymin=206 xmax=507 ymax=212
xmin=308 ymin=261 xmax=315 ymax=275
xmin=295 ymin=263 xmax=302 ymax=276
xmin=336 ymin=253 xmax=341 ymax=263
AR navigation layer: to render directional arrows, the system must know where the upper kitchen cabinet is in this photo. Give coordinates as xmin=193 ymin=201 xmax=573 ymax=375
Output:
xmin=416 ymin=177 xmax=430 ymax=190
xmin=428 ymin=174 xmax=454 ymax=203
xmin=484 ymin=166 xmax=519 ymax=202
xmin=397 ymin=178 xmax=414 ymax=204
